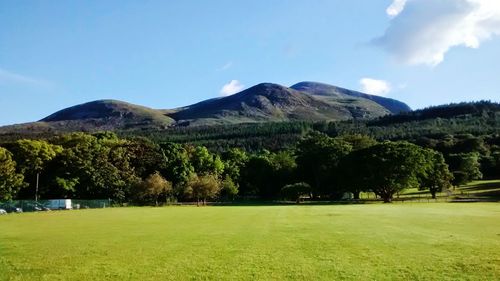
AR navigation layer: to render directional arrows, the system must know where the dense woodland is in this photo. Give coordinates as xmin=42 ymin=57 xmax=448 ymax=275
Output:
xmin=0 ymin=101 xmax=499 ymax=205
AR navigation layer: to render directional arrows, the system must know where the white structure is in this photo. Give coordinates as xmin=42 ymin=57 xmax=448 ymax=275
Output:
xmin=47 ymin=199 xmax=73 ymax=210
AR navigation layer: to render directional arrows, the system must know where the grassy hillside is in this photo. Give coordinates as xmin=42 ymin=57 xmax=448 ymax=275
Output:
xmin=291 ymin=81 xmax=411 ymax=114
xmin=42 ymin=99 xmax=174 ymax=129
xmin=0 ymin=100 xmax=174 ymax=134
xmin=1 ymin=204 xmax=498 ymax=280
xmin=170 ymin=83 xmax=392 ymax=126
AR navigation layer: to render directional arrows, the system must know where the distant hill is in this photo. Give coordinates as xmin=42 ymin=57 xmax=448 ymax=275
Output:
xmin=0 ymin=100 xmax=174 ymax=134
xmin=0 ymin=81 xmax=412 ymax=134
xmin=291 ymin=82 xmax=411 ymax=114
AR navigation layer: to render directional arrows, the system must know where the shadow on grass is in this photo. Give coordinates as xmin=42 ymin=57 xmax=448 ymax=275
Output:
xmin=457 ymin=180 xmax=500 ymax=200
xmin=209 ymin=200 xmax=372 ymax=207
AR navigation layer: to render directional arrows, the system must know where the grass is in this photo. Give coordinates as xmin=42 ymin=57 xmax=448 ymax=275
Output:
xmin=1 ymin=203 xmax=499 ymax=280
xmin=356 ymin=179 xmax=500 ymax=202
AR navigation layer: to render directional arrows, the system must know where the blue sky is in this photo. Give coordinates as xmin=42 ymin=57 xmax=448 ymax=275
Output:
xmin=1 ymin=0 xmax=499 ymax=125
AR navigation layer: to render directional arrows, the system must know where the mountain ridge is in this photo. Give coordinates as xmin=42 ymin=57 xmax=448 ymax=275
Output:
xmin=0 ymin=81 xmax=412 ymax=133
xmin=291 ymin=81 xmax=411 ymax=114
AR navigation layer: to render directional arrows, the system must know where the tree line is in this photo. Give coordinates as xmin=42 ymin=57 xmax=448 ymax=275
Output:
xmin=1 ymin=130 xmax=491 ymax=205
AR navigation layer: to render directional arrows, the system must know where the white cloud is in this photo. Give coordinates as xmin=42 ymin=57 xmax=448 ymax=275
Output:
xmin=220 ymin=80 xmax=245 ymax=96
xmin=360 ymin=78 xmax=392 ymax=96
xmin=377 ymin=0 xmax=500 ymax=66
xmin=0 ymin=68 xmax=47 ymax=85
xmin=386 ymin=0 xmax=407 ymax=17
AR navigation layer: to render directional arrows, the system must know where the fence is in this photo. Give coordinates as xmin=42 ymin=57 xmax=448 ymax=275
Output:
xmin=0 ymin=199 xmax=113 ymax=212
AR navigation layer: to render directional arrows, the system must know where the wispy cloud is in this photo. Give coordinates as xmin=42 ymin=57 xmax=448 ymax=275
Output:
xmin=376 ymin=0 xmax=500 ymax=66
xmin=220 ymin=80 xmax=245 ymax=96
xmin=218 ymin=61 xmax=233 ymax=71
xmin=359 ymin=78 xmax=392 ymax=96
xmin=0 ymin=68 xmax=50 ymax=87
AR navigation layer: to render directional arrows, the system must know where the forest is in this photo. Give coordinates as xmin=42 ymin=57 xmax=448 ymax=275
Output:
xmin=0 ymin=101 xmax=498 ymax=205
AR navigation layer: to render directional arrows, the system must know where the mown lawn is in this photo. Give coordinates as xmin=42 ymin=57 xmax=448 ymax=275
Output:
xmin=1 ymin=203 xmax=499 ymax=280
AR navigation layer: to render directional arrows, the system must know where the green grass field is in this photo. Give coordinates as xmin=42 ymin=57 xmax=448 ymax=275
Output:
xmin=1 ymin=203 xmax=499 ymax=280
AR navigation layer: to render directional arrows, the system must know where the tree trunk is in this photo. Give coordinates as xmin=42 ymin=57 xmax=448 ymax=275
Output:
xmin=353 ymin=191 xmax=360 ymax=200
xmin=383 ymin=196 xmax=392 ymax=203
xmin=431 ymin=190 xmax=437 ymax=199
xmin=35 ymin=172 xmax=40 ymax=202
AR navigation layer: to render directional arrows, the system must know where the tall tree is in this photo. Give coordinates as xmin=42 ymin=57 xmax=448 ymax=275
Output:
xmin=338 ymin=150 xmax=368 ymax=200
xmin=220 ymin=175 xmax=238 ymax=201
xmin=185 ymin=174 xmax=221 ymax=206
xmin=135 ymin=172 xmax=172 ymax=206
xmin=352 ymin=141 xmax=428 ymax=203
xmin=126 ymin=137 xmax=167 ymax=178
xmin=12 ymin=139 xmax=62 ymax=200
xmin=419 ymin=150 xmax=454 ymax=199
xmin=190 ymin=146 xmax=224 ymax=176
xmin=221 ymin=148 xmax=248 ymax=184
xmin=447 ymin=152 xmax=483 ymax=184
xmin=161 ymin=143 xmax=194 ymax=186
xmin=0 ymin=147 xmax=24 ymax=201
xmin=295 ymin=132 xmax=352 ymax=198
xmin=239 ymin=153 xmax=274 ymax=197
xmin=51 ymin=133 xmax=139 ymax=201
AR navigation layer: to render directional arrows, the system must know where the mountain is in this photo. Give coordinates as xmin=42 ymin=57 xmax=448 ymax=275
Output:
xmin=0 ymin=100 xmax=174 ymax=134
xmin=290 ymin=82 xmax=411 ymax=114
xmin=0 ymin=81 xmax=411 ymax=134
xmin=170 ymin=82 xmax=402 ymax=126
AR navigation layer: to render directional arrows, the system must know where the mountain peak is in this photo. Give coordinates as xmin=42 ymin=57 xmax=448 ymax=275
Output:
xmin=38 ymin=99 xmax=173 ymax=131
xmin=235 ymin=83 xmax=293 ymax=97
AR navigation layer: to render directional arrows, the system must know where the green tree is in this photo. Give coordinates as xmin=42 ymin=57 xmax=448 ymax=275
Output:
xmin=295 ymin=132 xmax=352 ymax=198
xmin=419 ymin=150 xmax=453 ymax=199
xmin=0 ymin=147 xmax=24 ymax=201
xmin=51 ymin=133 xmax=139 ymax=201
xmin=185 ymin=174 xmax=221 ymax=206
xmin=220 ymin=175 xmax=238 ymax=201
xmin=126 ymin=137 xmax=167 ymax=178
xmin=338 ymin=150 xmax=368 ymax=200
xmin=12 ymin=139 xmax=62 ymax=200
xmin=136 ymin=172 xmax=173 ymax=206
xmin=447 ymin=152 xmax=483 ymax=184
xmin=190 ymin=146 xmax=224 ymax=176
xmin=452 ymin=171 xmax=469 ymax=186
xmin=222 ymin=148 xmax=248 ymax=183
xmin=267 ymin=151 xmax=297 ymax=198
xmin=336 ymin=134 xmax=377 ymax=151
xmin=239 ymin=154 xmax=274 ymax=197
xmin=161 ymin=143 xmax=194 ymax=188
xmin=353 ymin=141 xmax=428 ymax=203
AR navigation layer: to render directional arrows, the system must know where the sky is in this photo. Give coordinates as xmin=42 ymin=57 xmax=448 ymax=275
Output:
xmin=1 ymin=0 xmax=500 ymax=126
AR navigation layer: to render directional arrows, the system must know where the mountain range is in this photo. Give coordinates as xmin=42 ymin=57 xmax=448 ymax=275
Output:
xmin=0 ymin=81 xmax=411 ymax=133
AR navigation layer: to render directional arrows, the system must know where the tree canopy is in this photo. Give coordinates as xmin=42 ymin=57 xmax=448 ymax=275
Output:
xmin=0 ymin=147 xmax=24 ymax=201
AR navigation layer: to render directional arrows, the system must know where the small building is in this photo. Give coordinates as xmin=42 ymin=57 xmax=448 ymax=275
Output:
xmin=47 ymin=199 xmax=73 ymax=210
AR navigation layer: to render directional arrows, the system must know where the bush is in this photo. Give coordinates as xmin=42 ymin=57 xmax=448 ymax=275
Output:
xmin=281 ymin=182 xmax=311 ymax=203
